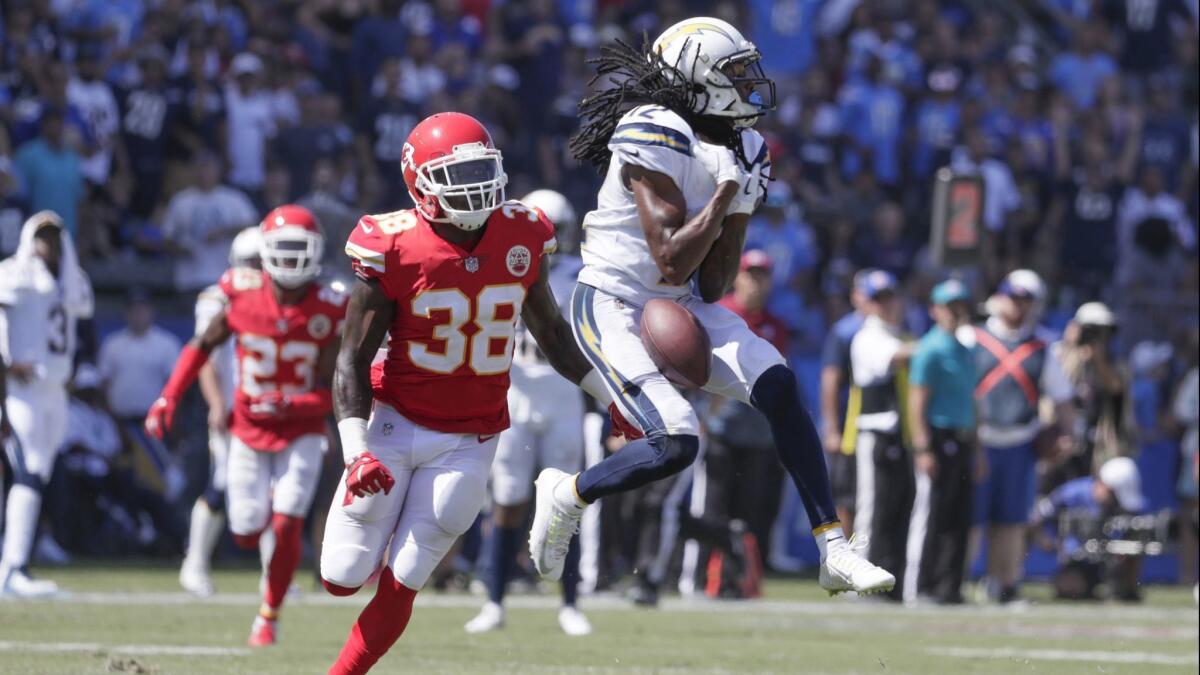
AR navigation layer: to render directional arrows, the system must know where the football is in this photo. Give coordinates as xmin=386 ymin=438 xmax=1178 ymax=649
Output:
xmin=640 ymin=298 xmax=712 ymax=389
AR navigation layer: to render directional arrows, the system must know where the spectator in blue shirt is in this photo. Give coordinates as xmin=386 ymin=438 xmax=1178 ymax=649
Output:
xmin=750 ymin=0 xmax=821 ymax=76
xmin=1049 ymin=20 xmax=1118 ymax=110
xmin=911 ymin=66 xmax=963 ymax=181
xmin=838 ymin=54 xmax=905 ymax=188
xmin=14 ymin=109 xmax=85 ymax=238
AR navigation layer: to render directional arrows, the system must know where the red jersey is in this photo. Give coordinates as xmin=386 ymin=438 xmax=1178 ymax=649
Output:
xmin=218 ymin=268 xmax=349 ymax=451
xmin=345 ymin=203 xmax=557 ymax=435
xmin=718 ymin=294 xmax=791 ymax=355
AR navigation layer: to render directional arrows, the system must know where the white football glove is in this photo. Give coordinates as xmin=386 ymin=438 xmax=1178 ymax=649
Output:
xmin=728 ymin=162 xmax=768 ymax=216
xmin=693 ymin=141 xmax=745 ymax=186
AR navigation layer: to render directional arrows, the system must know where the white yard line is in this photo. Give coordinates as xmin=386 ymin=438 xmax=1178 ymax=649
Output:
xmin=0 ymin=640 xmax=250 ymax=657
xmin=926 ymin=646 xmax=1199 ymax=666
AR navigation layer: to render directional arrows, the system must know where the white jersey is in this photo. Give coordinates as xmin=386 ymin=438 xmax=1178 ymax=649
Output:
xmin=0 ymin=257 xmax=92 ymax=387
xmin=195 ymin=281 xmax=237 ymax=411
xmin=578 ymin=104 xmax=769 ymax=305
xmin=510 ymin=254 xmax=584 ymax=422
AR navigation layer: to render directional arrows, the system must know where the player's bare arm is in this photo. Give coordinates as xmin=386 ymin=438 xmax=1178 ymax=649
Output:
xmin=627 ymin=164 xmax=738 ymax=286
xmin=332 ymin=278 xmax=394 ymax=423
xmin=696 ymin=212 xmax=751 ymax=302
xmin=521 ymin=262 xmax=592 ymax=385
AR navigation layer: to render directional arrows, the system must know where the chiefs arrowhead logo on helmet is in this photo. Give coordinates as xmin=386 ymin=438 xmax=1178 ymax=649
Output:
xmin=260 ymin=204 xmax=324 ymax=289
xmin=402 ymin=112 xmax=508 ymax=232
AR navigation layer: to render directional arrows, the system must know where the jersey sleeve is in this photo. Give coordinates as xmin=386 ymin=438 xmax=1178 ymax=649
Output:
xmin=194 ymin=284 xmax=229 ymax=337
xmin=532 ymin=209 xmax=558 ymax=258
xmin=345 ymin=213 xmax=407 ymax=299
xmin=608 ymin=106 xmax=695 ymax=179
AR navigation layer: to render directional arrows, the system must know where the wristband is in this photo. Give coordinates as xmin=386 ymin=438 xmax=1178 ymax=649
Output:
xmin=338 ymin=417 xmax=369 ymax=464
xmin=579 ymin=369 xmax=613 ymax=406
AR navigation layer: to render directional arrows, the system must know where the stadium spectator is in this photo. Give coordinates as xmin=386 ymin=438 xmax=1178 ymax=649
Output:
xmin=0 ymin=158 xmax=28 ymax=257
xmin=272 ymin=92 xmax=351 ymax=200
xmin=223 ymin=52 xmax=277 ymax=195
xmin=907 ymin=279 xmax=976 ymax=605
xmin=848 ymin=270 xmax=913 ymax=602
xmin=297 ymin=158 xmax=358 ymax=274
xmin=1048 ymin=19 xmax=1117 ymax=111
xmin=98 ymin=288 xmax=182 ymax=423
xmin=972 ymin=270 xmax=1075 ymax=604
xmin=118 ymin=47 xmax=174 ymax=220
xmin=13 ymin=109 xmax=85 ymax=238
xmin=160 ymin=152 xmax=258 ymax=291
xmin=66 ymin=43 xmax=122 ymax=188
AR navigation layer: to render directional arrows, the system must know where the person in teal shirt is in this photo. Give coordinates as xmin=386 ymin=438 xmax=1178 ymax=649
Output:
xmin=906 ymin=279 xmax=977 ymax=604
xmin=14 ymin=110 xmax=84 ymax=238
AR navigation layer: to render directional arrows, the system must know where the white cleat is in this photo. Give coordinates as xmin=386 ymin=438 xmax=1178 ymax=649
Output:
xmin=179 ymin=559 xmax=215 ymax=597
xmin=0 ymin=566 xmax=60 ymax=598
xmin=464 ymin=601 xmax=505 ymax=634
xmin=819 ymin=534 xmax=895 ymax=596
xmin=529 ymin=468 xmax=583 ymax=582
xmin=558 ymin=606 xmax=593 ymax=636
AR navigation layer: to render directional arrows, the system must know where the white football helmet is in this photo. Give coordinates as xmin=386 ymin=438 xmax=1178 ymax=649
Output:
xmin=523 ymin=189 xmax=579 ymax=254
xmin=652 ymin=17 xmax=775 ymax=128
xmin=229 ymin=226 xmax=263 ymax=269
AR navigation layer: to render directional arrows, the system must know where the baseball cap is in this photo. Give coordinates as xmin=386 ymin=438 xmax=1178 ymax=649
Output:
xmin=1099 ymin=457 xmax=1145 ymax=512
xmin=931 ymin=279 xmax=970 ymax=305
xmin=740 ymin=249 xmax=773 ymax=273
xmin=1075 ymin=301 xmax=1116 ymax=327
xmin=998 ymin=269 xmax=1045 ymax=301
xmin=230 ymin=52 xmax=263 ymax=76
xmin=856 ymin=269 xmax=898 ymax=300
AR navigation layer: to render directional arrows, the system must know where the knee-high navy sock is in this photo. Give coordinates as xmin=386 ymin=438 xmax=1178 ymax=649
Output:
xmin=560 ymin=534 xmax=581 ymax=607
xmin=487 ymin=523 xmax=521 ymax=605
xmin=750 ymin=364 xmax=839 ymax=528
xmin=574 ymin=434 xmax=699 ymax=503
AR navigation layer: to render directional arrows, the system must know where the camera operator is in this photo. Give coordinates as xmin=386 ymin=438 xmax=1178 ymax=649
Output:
xmin=1051 ymin=302 xmax=1135 ymax=488
xmin=1032 ymin=457 xmax=1147 ymax=601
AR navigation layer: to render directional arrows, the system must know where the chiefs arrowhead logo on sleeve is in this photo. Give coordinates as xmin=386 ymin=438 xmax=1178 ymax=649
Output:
xmin=506 ymin=245 xmax=531 ymax=277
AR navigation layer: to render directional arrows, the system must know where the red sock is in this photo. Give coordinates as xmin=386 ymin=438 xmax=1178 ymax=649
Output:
xmin=264 ymin=513 xmax=304 ymax=611
xmin=328 ymin=567 xmax=417 ymax=675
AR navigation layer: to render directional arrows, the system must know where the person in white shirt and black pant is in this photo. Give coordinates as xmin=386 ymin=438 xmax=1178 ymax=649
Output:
xmin=848 ymin=271 xmax=914 ymax=601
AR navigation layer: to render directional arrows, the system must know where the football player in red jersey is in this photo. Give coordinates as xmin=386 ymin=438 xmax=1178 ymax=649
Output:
xmin=145 ymin=205 xmax=348 ymax=647
xmin=320 ymin=112 xmax=612 ymax=675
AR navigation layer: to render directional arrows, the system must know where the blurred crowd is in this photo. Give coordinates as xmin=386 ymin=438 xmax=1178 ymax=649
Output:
xmin=2 ymin=0 xmax=1197 ymax=602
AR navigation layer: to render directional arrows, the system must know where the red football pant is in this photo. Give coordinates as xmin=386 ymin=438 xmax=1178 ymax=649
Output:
xmin=264 ymin=513 xmax=304 ymax=611
xmin=328 ymin=567 xmax=417 ymax=675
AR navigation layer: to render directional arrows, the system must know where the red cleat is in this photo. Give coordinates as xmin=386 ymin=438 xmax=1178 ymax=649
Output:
xmin=247 ymin=615 xmax=277 ymax=647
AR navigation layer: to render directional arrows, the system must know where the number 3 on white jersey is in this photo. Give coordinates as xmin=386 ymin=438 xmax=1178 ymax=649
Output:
xmin=409 ymin=284 xmax=526 ymax=375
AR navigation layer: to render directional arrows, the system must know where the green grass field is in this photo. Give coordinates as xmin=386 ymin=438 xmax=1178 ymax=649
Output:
xmin=0 ymin=562 xmax=1196 ymax=674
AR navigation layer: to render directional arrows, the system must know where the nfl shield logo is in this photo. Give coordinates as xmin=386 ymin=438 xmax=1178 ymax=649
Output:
xmin=382 ymin=422 xmax=394 ymax=436
xmin=465 ymin=257 xmax=480 ymax=273
xmin=276 ymin=318 xmax=289 ymax=333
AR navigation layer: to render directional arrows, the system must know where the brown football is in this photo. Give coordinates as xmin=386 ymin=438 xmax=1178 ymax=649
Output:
xmin=640 ymin=298 xmax=712 ymax=389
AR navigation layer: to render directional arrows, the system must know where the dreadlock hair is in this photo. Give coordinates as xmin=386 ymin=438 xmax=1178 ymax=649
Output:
xmin=569 ymin=35 xmax=749 ymax=173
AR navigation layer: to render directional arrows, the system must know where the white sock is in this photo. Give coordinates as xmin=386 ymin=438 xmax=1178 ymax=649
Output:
xmin=552 ymin=475 xmax=586 ymax=514
xmin=259 ymin=525 xmax=276 ymax=572
xmin=813 ymin=523 xmax=847 ymax=559
xmin=2 ymin=484 xmax=42 ymax=570
xmin=184 ymin=500 xmax=225 ymax=569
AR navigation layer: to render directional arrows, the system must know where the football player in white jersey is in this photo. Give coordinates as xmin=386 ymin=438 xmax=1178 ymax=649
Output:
xmin=464 ymin=190 xmax=591 ymax=637
xmin=179 ymin=226 xmax=264 ymax=596
xmin=0 ymin=211 xmax=94 ymax=597
xmin=529 ymin=18 xmax=895 ymax=595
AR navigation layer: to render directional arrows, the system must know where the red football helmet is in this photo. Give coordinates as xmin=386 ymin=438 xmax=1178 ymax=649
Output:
xmin=260 ymin=204 xmax=324 ymax=288
xmin=402 ymin=112 xmax=507 ymax=231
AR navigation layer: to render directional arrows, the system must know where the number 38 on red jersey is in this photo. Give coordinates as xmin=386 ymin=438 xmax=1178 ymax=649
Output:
xmin=345 ymin=203 xmax=557 ymax=436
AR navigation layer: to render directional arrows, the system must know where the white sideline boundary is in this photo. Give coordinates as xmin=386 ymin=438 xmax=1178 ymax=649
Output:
xmin=25 ymin=589 xmax=1199 ymax=622
xmin=0 ymin=640 xmax=250 ymax=657
xmin=926 ymin=646 xmax=1199 ymax=667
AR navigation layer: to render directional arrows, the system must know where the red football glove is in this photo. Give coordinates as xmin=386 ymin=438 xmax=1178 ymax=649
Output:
xmin=144 ymin=396 xmax=179 ymax=439
xmin=343 ymin=452 xmax=396 ymax=505
xmin=608 ymin=402 xmax=644 ymax=441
